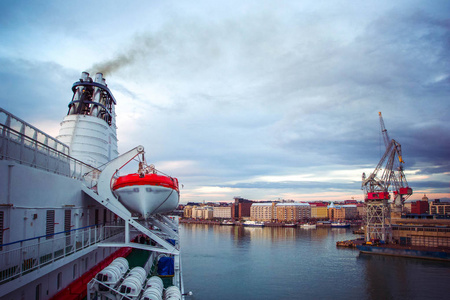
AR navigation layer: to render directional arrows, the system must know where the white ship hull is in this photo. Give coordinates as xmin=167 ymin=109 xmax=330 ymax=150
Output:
xmin=114 ymin=185 xmax=180 ymax=217
xmin=0 ymin=72 xmax=184 ymax=300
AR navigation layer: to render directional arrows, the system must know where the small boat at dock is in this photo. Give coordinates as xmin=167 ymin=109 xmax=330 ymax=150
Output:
xmin=331 ymin=222 xmax=350 ymax=228
xmin=221 ymin=220 xmax=235 ymax=226
xmin=243 ymin=221 xmax=265 ymax=227
xmin=301 ymin=223 xmax=317 ymax=229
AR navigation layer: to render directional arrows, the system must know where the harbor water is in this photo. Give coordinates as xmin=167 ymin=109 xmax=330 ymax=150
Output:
xmin=180 ymin=224 xmax=449 ymax=300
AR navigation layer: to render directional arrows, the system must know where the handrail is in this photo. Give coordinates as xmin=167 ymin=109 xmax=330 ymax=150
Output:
xmin=0 ymin=107 xmax=68 ymax=154
xmin=0 ymin=222 xmax=120 ymax=248
xmin=0 ymin=124 xmax=100 ymax=173
xmin=0 ymin=222 xmax=127 ymax=286
xmin=1 ymin=124 xmax=67 ymax=159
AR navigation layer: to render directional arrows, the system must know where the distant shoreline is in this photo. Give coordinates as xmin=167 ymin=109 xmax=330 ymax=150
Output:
xmin=179 ymin=218 xmax=363 ymax=227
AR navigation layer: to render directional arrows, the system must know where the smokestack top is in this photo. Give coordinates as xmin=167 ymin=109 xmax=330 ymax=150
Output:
xmin=80 ymin=71 xmax=89 ymax=82
xmin=95 ymin=73 xmax=104 ymax=85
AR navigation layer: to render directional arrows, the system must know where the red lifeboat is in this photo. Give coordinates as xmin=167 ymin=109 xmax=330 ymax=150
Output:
xmin=113 ymin=173 xmax=179 ymax=192
xmin=112 ymin=173 xmax=179 ymax=217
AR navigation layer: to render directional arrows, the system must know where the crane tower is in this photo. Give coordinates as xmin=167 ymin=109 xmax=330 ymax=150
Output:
xmin=361 ymin=112 xmax=413 ymax=243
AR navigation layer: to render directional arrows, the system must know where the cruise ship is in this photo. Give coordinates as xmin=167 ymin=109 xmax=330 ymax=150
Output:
xmin=0 ymin=72 xmax=184 ymax=299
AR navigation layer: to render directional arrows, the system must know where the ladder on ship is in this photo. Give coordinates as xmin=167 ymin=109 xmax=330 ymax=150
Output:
xmin=82 ymin=146 xmax=183 ymax=293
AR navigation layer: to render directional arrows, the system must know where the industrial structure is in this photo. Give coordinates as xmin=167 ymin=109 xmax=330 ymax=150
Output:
xmin=361 ymin=112 xmax=413 ymax=242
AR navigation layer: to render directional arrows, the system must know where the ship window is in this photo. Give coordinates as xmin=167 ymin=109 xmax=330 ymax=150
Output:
xmin=46 ymin=210 xmax=55 ymax=239
xmin=57 ymin=272 xmax=62 ymax=290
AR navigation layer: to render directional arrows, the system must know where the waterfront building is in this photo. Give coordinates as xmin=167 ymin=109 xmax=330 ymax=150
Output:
xmin=310 ymin=202 xmax=328 ymax=219
xmin=328 ymin=202 xmax=343 ymax=220
xmin=205 ymin=207 xmax=214 ymax=219
xmin=250 ymin=202 xmax=276 ymax=221
xmin=232 ymin=197 xmax=253 ymax=220
xmin=430 ymin=199 xmax=450 ymax=216
xmin=213 ymin=206 xmax=232 ymax=219
xmin=183 ymin=205 xmax=194 ymax=218
xmin=411 ymin=195 xmax=430 ymax=214
xmin=276 ymin=203 xmax=311 ymax=222
xmin=343 ymin=204 xmax=357 ymax=219
xmin=344 ymin=199 xmax=358 ymax=205
xmin=328 ymin=203 xmax=357 ymax=220
xmin=392 ymin=218 xmax=450 ymax=247
xmin=404 ymin=201 xmax=412 ymax=214
xmin=192 ymin=206 xmax=214 ymax=219
xmin=356 ymin=203 xmax=365 ymax=218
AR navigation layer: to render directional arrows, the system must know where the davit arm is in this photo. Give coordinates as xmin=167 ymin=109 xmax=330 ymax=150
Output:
xmin=96 ymin=145 xmax=145 ymax=219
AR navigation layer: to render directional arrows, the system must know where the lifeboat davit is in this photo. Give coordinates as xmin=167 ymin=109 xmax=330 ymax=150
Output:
xmin=112 ymin=173 xmax=179 ymax=217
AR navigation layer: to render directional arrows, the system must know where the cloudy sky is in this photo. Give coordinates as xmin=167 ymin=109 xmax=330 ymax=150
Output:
xmin=1 ymin=0 xmax=449 ymax=203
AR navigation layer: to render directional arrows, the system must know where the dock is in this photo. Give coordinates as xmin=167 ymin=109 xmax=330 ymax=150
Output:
xmin=336 ymin=238 xmax=365 ymax=248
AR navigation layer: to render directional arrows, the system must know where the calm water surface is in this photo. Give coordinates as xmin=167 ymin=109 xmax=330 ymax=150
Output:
xmin=179 ymin=224 xmax=449 ymax=300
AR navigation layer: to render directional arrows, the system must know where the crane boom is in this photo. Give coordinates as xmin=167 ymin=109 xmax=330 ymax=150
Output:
xmin=379 ymin=112 xmax=391 ymax=150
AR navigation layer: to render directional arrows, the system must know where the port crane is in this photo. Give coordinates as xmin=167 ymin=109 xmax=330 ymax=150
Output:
xmin=361 ymin=112 xmax=413 ymax=242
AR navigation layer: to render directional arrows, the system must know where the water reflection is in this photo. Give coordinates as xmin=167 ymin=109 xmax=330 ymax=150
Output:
xmin=357 ymin=252 xmax=450 ymax=299
xmin=180 ymin=224 xmax=450 ymax=300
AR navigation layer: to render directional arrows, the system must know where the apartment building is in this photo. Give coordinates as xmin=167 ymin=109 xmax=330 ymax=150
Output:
xmin=310 ymin=203 xmax=328 ymax=219
xmin=250 ymin=203 xmax=276 ymax=221
xmin=213 ymin=206 xmax=232 ymax=219
xmin=276 ymin=203 xmax=311 ymax=222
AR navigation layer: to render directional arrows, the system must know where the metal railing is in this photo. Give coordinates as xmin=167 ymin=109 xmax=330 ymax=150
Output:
xmin=0 ymin=107 xmax=100 ymax=184
xmin=0 ymin=222 xmax=125 ymax=285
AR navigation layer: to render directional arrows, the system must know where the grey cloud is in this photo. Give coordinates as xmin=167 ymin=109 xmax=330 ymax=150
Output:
xmin=2 ymin=1 xmax=449 ymax=201
xmin=408 ymin=181 xmax=449 ymax=190
xmin=0 ymin=58 xmax=76 ymax=121
xmin=220 ymin=181 xmax=359 ymax=190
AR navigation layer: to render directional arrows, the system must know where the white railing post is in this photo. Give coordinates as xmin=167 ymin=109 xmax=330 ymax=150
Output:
xmin=19 ymin=241 xmax=23 ymax=277
xmin=51 ymin=238 xmax=55 ymax=263
xmin=37 ymin=237 xmax=41 ymax=269
xmin=125 ymin=221 xmax=129 ymax=244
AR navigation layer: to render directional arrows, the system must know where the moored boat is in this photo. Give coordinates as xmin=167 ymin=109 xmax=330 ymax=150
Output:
xmin=243 ymin=221 xmax=265 ymax=227
xmin=301 ymin=223 xmax=317 ymax=229
xmin=221 ymin=220 xmax=235 ymax=226
xmin=357 ymin=244 xmax=450 ymax=261
xmin=331 ymin=222 xmax=350 ymax=228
